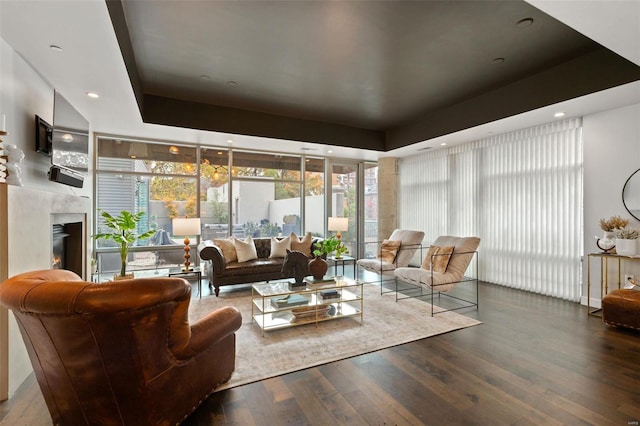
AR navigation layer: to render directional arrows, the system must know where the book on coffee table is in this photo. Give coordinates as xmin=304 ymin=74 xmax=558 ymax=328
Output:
xmin=271 ymin=294 xmax=309 ymax=309
xmin=305 ymin=277 xmax=336 ymax=286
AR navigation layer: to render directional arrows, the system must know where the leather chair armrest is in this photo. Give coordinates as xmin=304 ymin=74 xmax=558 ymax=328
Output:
xmin=176 ymin=306 xmax=242 ymax=358
xmin=198 ymin=242 xmax=226 ymax=274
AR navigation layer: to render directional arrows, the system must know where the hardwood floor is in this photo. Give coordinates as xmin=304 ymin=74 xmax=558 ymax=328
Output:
xmin=2 ymin=281 xmax=639 ymax=425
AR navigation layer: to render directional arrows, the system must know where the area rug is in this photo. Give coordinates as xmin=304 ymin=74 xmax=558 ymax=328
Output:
xmin=188 ymin=283 xmax=481 ymax=392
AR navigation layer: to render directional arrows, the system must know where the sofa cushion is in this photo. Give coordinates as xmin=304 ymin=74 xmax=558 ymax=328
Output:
xmin=269 ymin=236 xmax=291 ymax=258
xmin=232 ymin=236 xmax=258 ymax=262
xmin=290 ymin=232 xmax=312 ymax=257
xmin=225 ymin=258 xmax=284 ymax=276
xmin=421 ymin=245 xmax=455 ymax=273
xmin=378 ymin=239 xmax=402 ymax=263
xmin=213 ymin=238 xmax=237 ymax=262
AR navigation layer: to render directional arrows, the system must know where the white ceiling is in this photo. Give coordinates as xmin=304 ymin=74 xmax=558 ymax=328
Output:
xmin=1 ymin=0 xmax=639 ymax=161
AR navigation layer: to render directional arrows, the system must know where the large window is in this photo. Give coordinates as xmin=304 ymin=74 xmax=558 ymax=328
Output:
xmin=399 ymin=119 xmax=583 ymax=301
xmin=95 ymin=136 xmax=329 ymax=273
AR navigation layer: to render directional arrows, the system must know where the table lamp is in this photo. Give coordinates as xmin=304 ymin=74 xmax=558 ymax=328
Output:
xmin=328 ymin=217 xmax=348 ymax=240
xmin=172 ymin=218 xmax=201 ymax=271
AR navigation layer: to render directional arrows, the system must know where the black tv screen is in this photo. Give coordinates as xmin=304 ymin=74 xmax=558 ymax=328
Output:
xmin=52 ymin=91 xmax=90 ymax=174
xmin=35 ymin=115 xmax=53 ymax=156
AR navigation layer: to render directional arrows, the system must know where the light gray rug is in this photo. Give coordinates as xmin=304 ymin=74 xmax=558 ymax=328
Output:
xmin=188 ymin=283 xmax=481 ymax=392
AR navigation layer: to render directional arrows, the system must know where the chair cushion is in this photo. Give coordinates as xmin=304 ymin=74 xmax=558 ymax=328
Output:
xmin=394 ymin=267 xmax=457 ymax=292
xmin=213 ymin=238 xmax=237 ymax=262
xmin=422 ymin=245 xmax=455 ymax=273
xmin=378 ymin=239 xmax=402 ymax=263
xmin=432 ymin=236 xmax=480 ymax=279
xmin=388 ymin=229 xmax=425 ymax=267
xmin=356 ymin=258 xmax=397 ymax=276
xmin=232 ymin=236 xmax=258 ymax=262
xmin=269 ymin=235 xmax=291 ymax=258
xmin=290 ymin=232 xmax=312 ymax=257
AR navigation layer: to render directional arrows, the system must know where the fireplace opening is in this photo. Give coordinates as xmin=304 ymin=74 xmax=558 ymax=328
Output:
xmin=51 ymin=221 xmax=84 ymax=277
xmin=52 ymin=224 xmax=70 ymax=269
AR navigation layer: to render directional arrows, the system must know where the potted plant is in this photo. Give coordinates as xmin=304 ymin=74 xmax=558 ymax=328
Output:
xmin=92 ymin=210 xmax=156 ymax=279
xmin=613 ymin=227 xmax=639 ymax=256
xmin=597 ymin=215 xmax=629 ymax=252
xmin=309 ymin=236 xmax=350 ymax=280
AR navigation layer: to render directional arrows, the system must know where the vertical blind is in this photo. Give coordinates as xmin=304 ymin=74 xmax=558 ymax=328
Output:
xmin=399 ymin=119 xmax=583 ymax=301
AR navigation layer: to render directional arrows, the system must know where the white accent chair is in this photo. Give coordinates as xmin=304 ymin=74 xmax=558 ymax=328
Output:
xmin=357 ymin=229 xmax=425 ymax=286
xmin=394 ymin=235 xmax=480 ymax=315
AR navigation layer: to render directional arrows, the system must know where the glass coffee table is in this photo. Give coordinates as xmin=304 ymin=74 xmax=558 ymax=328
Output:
xmin=251 ymin=276 xmax=364 ymax=336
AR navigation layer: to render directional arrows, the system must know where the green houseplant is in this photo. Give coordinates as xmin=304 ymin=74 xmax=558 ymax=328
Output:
xmin=313 ymin=236 xmax=349 ymax=259
xmin=92 ymin=210 xmax=156 ymax=278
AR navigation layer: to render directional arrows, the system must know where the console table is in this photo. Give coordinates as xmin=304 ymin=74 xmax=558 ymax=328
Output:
xmin=587 ymin=252 xmax=640 ymax=316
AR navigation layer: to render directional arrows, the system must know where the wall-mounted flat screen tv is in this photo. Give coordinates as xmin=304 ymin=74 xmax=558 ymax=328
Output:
xmin=52 ymin=91 xmax=90 ymax=174
xmin=35 ymin=115 xmax=53 ymax=156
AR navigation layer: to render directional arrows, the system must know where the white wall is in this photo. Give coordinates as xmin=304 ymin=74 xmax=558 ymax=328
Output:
xmin=582 ymin=103 xmax=640 ymax=306
xmin=1 ymin=36 xmax=94 ymax=397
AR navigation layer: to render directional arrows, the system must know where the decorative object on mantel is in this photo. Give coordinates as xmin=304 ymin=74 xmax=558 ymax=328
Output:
xmin=614 ymin=227 xmax=639 ymax=257
xmin=596 ymin=215 xmax=629 ymax=252
xmin=92 ymin=210 xmax=156 ymax=278
xmin=4 ymin=143 xmax=25 ymax=186
xmin=172 ymin=217 xmax=201 ymax=271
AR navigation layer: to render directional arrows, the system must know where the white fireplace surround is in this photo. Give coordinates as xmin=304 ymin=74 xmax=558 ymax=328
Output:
xmin=1 ymin=185 xmax=92 ymax=398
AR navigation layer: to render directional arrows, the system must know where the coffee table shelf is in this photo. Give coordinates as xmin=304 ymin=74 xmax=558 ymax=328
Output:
xmin=251 ymin=277 xmax=364 ymax=335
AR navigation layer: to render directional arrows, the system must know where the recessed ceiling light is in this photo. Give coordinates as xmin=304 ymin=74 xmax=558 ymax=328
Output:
xmin=227 ymin=81 xmax=238 ymax=87
xmin=554 ymin=112 xmax=566 ymax=118
xmin=516 ymin=18 xmax=534 ymax=28
xmin=327 ymin=150 xmax=333 ymax=154
xmin=227 ymin=139 xmax=233 ymax=144
xmin=62 ymin=134 xmax=73 ymax=143
xmin=440 ymin=142 xmax=447 ymax=146
xmin=49 ymin=45 xmax=63 ymax=52
xmin=169 ymin=146 xmax=180 ymax=154
xmin=491 ymin=57 xmax=505 ymax=64
xmin=199 ymin=74 xmax=211 ymax=80
xmin=86 ymin=92 xmax=99 ymax=98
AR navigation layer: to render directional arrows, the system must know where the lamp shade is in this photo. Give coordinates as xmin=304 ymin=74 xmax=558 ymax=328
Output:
xmin=172 ymin=218 xmax=201 ymax=236
xmin=328 ymin=217 xmax=348 ymax=232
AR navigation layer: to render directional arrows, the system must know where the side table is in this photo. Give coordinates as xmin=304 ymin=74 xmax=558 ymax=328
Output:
xmin=327 ymin=255 xmax=356 ymax=278
xmin=587 ymin=252 xmax=640 ymax=316
xmin=169 ymin=267 xmax=203 ymax=298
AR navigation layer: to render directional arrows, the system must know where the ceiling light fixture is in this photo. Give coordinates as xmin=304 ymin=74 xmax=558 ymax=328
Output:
xmin=440 ymin=142 xmax=447 ymax=146
xmin=199 ymin=74 xmax=211 ymax=80
xmin=49 ymin=45 xmax=63 ymax=52
xmin=554 ymin=112 xmax=566 ymax=118
xmin=227 ymin=81 xmax=238 ymax=87
xmin=227 ymin=139 xmax=233 ymax=144
xmin=327 ymin=150 xmax=333 ymax=154
xmin=491 ymin=57 xmax=505 ymax=64
xmin=86 ymin=92 xmax=99 ymax=98
xmin=62 ymin=134 xmax=73 ymax=143
xmin=516 ymin=18 xmax=534 ymax=28
xmin=169 ymin=146 xmax=180 ymax=154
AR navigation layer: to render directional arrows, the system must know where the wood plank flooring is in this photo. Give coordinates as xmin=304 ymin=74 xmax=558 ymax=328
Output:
xmin=2 ymin=281 xmax=639 ymax=425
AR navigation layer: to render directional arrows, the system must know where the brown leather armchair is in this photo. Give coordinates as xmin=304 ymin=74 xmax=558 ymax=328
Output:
xmin=0 ymin=269 xmax=242 ymax=426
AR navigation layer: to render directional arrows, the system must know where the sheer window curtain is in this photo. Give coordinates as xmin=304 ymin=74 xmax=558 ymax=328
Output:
xmin=399 ymin=119 xmax=583 ymax=301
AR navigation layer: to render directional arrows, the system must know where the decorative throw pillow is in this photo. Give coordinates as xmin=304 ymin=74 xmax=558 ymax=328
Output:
xmin=422 ymin=245 xmax=455 ymax=273
xmin=213 ymin=238 xmax=238 ymax=263
xmin=232 ymin=236 xmax=258 ymax=263
xmin=290 ymin=232 xmax=313 ymax=257
xmin=269 ymin=235 xmax=291 ymax=258
xmin=377 ymin=239 xmax=402 ymax=263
